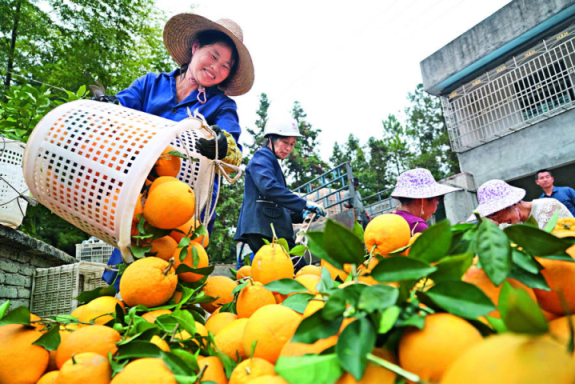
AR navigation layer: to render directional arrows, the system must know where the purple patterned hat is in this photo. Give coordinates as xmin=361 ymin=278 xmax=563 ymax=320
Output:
xmin=472 ymin=179 xmax=526 ymax=218
xmin=391 ymin=168 xmax=461 ymax=199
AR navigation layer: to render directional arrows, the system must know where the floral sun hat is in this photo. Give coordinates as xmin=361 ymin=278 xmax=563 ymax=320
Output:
xmin=391 ymin=168 xmax=462 ymax=199
xmin=471 ymin=179 xmax=526 ymax=219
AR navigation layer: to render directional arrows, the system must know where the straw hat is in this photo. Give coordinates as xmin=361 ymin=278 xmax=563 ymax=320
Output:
xmin=391 ymin=168 xmax=461 ymax=199
xmin=163 ymin=14 xmax=254 ymax=96
xmin=472 ymin=179 xmax=526 ymax=218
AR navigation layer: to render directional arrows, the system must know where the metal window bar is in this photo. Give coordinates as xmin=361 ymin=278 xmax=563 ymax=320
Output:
xmin=442 ymin=22 xmax=575 ymax=152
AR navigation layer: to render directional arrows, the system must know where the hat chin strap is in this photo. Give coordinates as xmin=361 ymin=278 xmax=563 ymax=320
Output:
xmin=269 ymin=137 xmax=280 ymax=159
xmin=187 ymin=72 xmax=208 ymax=104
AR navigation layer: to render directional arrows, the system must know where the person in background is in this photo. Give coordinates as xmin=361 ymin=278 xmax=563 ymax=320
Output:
xmin=535 ymin=169 xmax=575 ymax=216
xmin=344 ymin=177 xmax=371 ymax=228
xmin=391 ymin=168 xmax=461 ymax=234
xmin=234 ymin=119 xmax=326 ymax=265
xmin=471 ymin=179 xmax=573 ymax=229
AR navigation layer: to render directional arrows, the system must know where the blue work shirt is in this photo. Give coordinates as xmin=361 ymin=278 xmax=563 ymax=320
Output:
xmin=540 ymin=186 xmax=575 ymax=216
xmin=235 ymin=146 xmax=307 ymax=242
xmin=103 ymin=69 xmax=242 ymax=288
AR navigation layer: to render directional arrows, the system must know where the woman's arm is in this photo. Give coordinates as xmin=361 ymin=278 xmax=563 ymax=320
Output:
xmin=116 ymin=75 xmax=147 ymax=111
xmin=212 ymin=98 xmax=242 ymax=172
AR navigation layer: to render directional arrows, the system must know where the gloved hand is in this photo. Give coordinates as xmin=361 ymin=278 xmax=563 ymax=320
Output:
xmin=302 ymin=210 xmax=320 ymax=222
xmin=305 ymin=201 xmax=327 ymax=217
xmin=196 ymin=125 xmax=228 ymax=160
xmin=90 ymin=95 xmax=120 ymax=105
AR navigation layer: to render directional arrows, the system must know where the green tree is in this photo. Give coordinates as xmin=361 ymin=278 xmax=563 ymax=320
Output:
xmin=329 ymin=142 xmax=345 ymax=166
xmin=381 ymin=113 xmax=411 ymax=184
xmin=285 ymin=101 xmax=326 ymax=188
xmin=243 ymin=93 xmax=269 ymax=162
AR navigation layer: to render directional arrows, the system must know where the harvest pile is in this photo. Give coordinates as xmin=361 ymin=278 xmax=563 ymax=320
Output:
xmin=3 ymin=170 xmax=575 ymax=383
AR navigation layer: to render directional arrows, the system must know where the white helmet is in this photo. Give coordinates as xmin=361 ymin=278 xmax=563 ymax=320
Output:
xmin=263 ymin=120 xmax=302 ymax=138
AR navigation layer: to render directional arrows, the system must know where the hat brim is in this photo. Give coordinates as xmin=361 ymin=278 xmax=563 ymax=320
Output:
xmin=391 ymin=183 xmax=462 ymax=199
xmin=163 ymin=14 xmax=254 ymax=96
xmin=472 ymin=186 xmax=526 ymax=218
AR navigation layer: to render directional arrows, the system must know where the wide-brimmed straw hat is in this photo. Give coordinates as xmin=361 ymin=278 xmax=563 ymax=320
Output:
xmin=471 ymin=179 xmax=526 ymax=219
xmin=163 ymin=14 xmax=254 ymax=96
xmin=391 ymin=168 xmax=461 ymax=199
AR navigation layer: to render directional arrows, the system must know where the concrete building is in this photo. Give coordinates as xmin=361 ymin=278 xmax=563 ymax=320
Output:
xmin=421 ymin=0 xmax=575 ymax=202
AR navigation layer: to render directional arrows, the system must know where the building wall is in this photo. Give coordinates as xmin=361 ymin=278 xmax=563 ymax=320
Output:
xmin=457 ymin=107 xmax=575 ymax=186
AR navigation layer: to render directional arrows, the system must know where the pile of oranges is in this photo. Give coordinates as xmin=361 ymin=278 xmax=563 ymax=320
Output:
xmin=3 ymin=183 xmax=575 ymax=384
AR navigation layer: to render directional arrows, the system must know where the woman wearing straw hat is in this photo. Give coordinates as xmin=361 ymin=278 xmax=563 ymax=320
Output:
xmin=391 ymin=168 xmax=461 ymax=234
xmin=470 ymin=180 xmax=572 ymax=229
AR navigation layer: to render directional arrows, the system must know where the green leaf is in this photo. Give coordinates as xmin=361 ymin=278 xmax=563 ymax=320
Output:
xmin=476 ymin=219 xmax=512 ymax=286
xmin=486 ymin=316 xmax=508 ymax=333
xmin=76 ymin=85 xmax=87 ymax=97
xmin=175 ymin=264 xmax=215 ymax=276
xmin=505 ymin=225 xmax=571 ymax=256
xmin=292 ymin=310 xmax=342 ymax=344
xmin=0 ymin=301 xmax=10 ymax=319
xmin=117 ymin=340 xmax=163 ymax=359
xmin=275 ymin=354 xmax=342 ymax=384
xmin=511 ymin=248 xmax=542 ymax=274
xmin=508 ymin=265 xmax=550 ymax=291
xmin=179 ymin=246 xmax=188 ymax=262
xmin=357 ymin=285 xmax=398 ymax=313
xmin=371 ymin=257 xmax=437 ymax=283
xmin=408 ymin=220 xmax=452 ymax=263
xmin=191 ymin=246 xmax=200 ymax=268
xmin=178 ymin=237 xmax=191 ymax=249
xmin=131 ymin=245 xmax=152 ymax=259
xmin=243 ymin=255 xmax=251 ymax=267
xmin=167 ymin=150 xmax=190 ymax=160
xmin=378 ymin=305 xmax=401 ymax=334
xmin=352 ymin=221 xmax=365 ymax=244
xmin=232 ymin=281 xmax=249 ymax=296
xmin=429 ymin=253 xmax=474 ymax=282
xmin=32 ymin=326 xmax=61 ymax=351
xmin=306 ymin=231 xmax=343 ymax=269
xmin=417 ymin=281 xmax=496 ymax=319
xmin=323 ymin=219 xmax=365 ymax=266
xmin=322 ymin=289 xmax=348 ymax=320
xmin=0 ymin=306 xmax=31 ymax=326
xmin=264 ymin=279 xmax=308 ymax=295
xmin=172 ymin=309 xmax=197 ymax=336
xmin=524 ymin=216 xmax=540 ymax=228
xmin=544 ymin=211 xmax=560 ymax=233
xmin=75 ymin=285 xmax=116 ymax=304
xmin=282 ymin=293 xmax=315 ymax=314
xmin=278 ymin=238 xmax=290 ymax=254
xmin=336 ymin=317 xmax=376 ymax=381
xmin=499 ymin=281 xmax=548 ymax=335
xmin=289 ymin=245 xmax=308 ymax=257
xmin=316 ymin=266 xmax=334 ymax=292
xmin=161 ymin=351 xmax=195 ymax=376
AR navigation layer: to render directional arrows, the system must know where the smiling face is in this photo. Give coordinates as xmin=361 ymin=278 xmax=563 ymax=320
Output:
xmin=269 ymin=137 xmax=296 ymax=159
xmin=188 ymin=42 xmax=234 ymax=88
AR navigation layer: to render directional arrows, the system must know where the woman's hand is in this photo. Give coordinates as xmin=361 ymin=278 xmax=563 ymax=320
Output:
xmin=196 ymin=125 xmax=228 ymax=160
xmin=305 ymin=201 xmax=327 ymax=217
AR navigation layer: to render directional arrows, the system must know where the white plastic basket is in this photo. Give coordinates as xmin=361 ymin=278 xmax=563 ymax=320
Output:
xmin=0 ymin=137 xmax=28 ymax=228
xmin=30 ymin=261 xmax=108 ymax=317
xmin=23 ymin=100 xmax=214 ymax=262
xmin=76 ymin=236 xmax=115 ymax=263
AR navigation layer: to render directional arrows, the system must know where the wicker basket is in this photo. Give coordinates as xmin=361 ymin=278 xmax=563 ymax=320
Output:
xmin=75 ymin=236 xmax=114 ymax=264
xmin=30 ymin=261 xmax=108 ymax=317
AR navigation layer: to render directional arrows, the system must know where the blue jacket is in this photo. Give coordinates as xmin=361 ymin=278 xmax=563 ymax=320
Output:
xmin=235 ymin=146 xmax=307 ymax=242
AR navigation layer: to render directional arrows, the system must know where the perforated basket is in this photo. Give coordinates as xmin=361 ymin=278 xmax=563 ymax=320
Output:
xmin=76 ymin=236 xmax=115 ymax=264
xmin=23 ymin=100 xmax=214 ymax=262
xmin=0 ymin=137 xmax=28 ymax=228
xmin=30 ymin=261 xmax=108 ymax=317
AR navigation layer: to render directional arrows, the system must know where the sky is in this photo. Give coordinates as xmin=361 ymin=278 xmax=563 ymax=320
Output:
xmin=155 ymin=0 xmax=512 ymax=162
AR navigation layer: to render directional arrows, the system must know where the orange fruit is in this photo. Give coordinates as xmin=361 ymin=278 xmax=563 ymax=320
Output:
xmin=228 ymin=358 xmax=276 ymax=384
xmin=249 ymin=376 xmax=288 ymax=384
xmin=55 ymin=325 xmax=121 ymax=369
xmin=197 ymin=356 xmax=228 ymax=384
xmin=109 ymin=358 xmax=176 ymax=384
xmin=142 ymin=309 xmax=172 ymax=323
xmin=321 ymin=259 xmax=349 ymax=281
xmin=280 ymin=335 xmax=337 ymax=357
xmin=78 ymin=296 xmax=125 ymax=325
xmin=214 ymin=318 xmax=249 ymax=362
xmin=200 ymin=276 xmax=237 ymax=313
xmin=236 ymin=281 xmax=276 ymax=318
xmin=70 ymin=305 xmax=85 ymax=319
xmin=534 ymin=258 xmax=575 ymax=316
xmin=442 ymin=333 xmax=575 ymax=384
xmin=153 ymin=146 xmax=181 ymax=178
xmin=237 ymin=265 xmax=252 ymax=279
xmin=205 ymin=312 xmax=239 ymax=336
xmin=0 ymin=324 xmax=49 ymax=384
xmin=398 ymin=313 xmax=483 ymax=383
xmin=173 ymin=242 xmax=209 ymax=283
xmin=149 ymin=176 xmax=179 ymax=195
xmin=46 ymin=324 xmax=78 ymax=372
xmin=251 ymin=243 xmax=294 ymax=285
xmin=170 ymin=218 xmax=209 ymax=248
xmin=150 ymin=335 xmax=171 ymax=352
xmin=548 ymin=316 xmax=575 ymax=354
xmin=133 ymin=194 xmax=143 ymax=223
xmin=294 ymin=274 xmax=321 ymax=295
xmin=149 ymin=236 xmax=178 ymax=261
xmin=336 ymin=348 xmax=396 ymax=384
xmin=143 ymin=181 xmax=195 ymax=229
xmin=295 ymin=265 xmax=322 ymax=278
xmin=364 ymin=214 xmax=411 ymax=256
xmin=172 ymin=291 xmax=183 ymax=304
xmin=463 ymin=266 xmax=537 ymax=318
xmin=303 ymin=294 xmax=325 ymax=318
xmin=402 ymin=232 xmax=421 ymax=256
xmin=57 ymin=352 xmax=112 ymax=384
xmin=273 ymin=293 xmax=288 ymax=304
xmin=36 ymin=371 xmax=59 ymax=384
xmin=120 ymin=257 xmax=177 ymax=308
xmin=243 ymin=304 xmax=302 ymax=363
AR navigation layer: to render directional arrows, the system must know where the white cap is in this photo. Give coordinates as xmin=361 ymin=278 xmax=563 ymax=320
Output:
xmin=264 ymin=120 xmax=302 ymax=138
